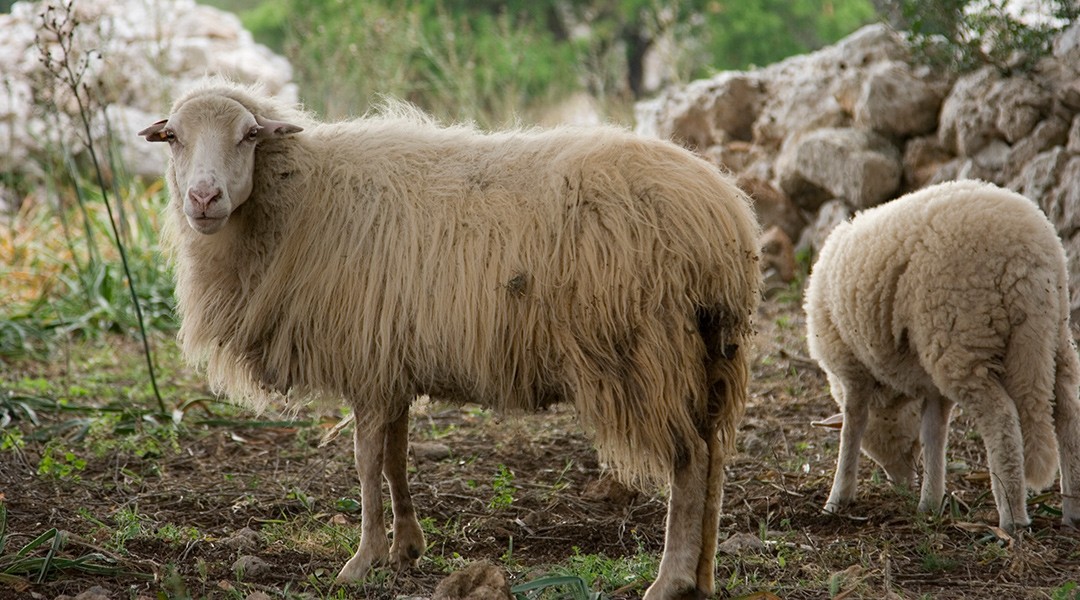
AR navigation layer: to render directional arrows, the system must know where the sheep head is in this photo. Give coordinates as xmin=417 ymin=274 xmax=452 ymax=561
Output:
xmin=861 ymin=399 xmax=921 ymax=487
xmin=139 ymin=95 xmax=302 ymax=235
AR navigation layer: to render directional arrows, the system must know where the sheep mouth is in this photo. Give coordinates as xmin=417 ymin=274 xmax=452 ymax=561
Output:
xmin=188 ymin=215 xmax=228 ymax=234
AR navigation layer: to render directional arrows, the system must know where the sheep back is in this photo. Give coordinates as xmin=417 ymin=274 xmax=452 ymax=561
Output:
xmin=805 ymin=179 xmax=1068 ymax=489
xmin=162 ymin=83 xmax=762 ymax=486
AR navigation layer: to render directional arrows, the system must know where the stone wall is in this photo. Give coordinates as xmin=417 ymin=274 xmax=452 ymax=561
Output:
xmin=636 ymin=23 xmax=1080 ymax=322
xmin=0 ymin=0 xmax=295 ymax=197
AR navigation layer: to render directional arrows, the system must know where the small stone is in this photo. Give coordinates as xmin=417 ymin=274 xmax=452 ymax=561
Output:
xmin=717 ymin=532 xmax=766 ymax=555
xmin=232 ymin=555 xmax=270 ymax=578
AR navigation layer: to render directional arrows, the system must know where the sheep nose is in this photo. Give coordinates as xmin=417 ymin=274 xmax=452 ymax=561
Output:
xmin=188 ymin=183 xmax=222 ymax=213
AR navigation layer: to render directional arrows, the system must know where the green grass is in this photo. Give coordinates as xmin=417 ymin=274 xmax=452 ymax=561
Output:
xmin=0 ymin=505 xmax=140 ymax=587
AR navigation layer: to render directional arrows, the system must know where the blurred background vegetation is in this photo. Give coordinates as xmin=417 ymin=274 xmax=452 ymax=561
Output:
xmin=203 ymin=0 xmax=879 ymax=124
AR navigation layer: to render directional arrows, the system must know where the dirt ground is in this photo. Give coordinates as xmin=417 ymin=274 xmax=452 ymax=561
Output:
xmin=2 ymin=296 xmax=1079 ymax=600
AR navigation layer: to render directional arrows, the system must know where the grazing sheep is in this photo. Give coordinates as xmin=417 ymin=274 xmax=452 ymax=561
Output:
xmin=805 ymin=179 xmax=1080 ymax=533
xmin=139 ymin=79 xmax=761 ymax=599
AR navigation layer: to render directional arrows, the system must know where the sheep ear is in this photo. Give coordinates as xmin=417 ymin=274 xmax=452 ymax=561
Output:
xmin=811 ymin=413 xmax=844 ymax=429
xmin=255 ymin=115 xmax=303 ymax=138
xmin=138 ymin=119 xmax=170 ymax=142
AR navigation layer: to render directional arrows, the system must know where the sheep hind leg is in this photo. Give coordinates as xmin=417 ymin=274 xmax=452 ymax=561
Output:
xmin=383 ymin=409 xmax=426 ymax=568
xmin=693 ymin=422 xmax=725 ymax=595
xmin=643 ymin=435 xmax=710 ymax=600
xmin=336 ymin=419 xmax=391 ymax=583
xmin=950 ymin=381 xmax=1029 ymax=533
xmin=1054 ymin=337 xmax=1080 ymax=528
xmin=917 ymin=393 xmax=954 ymax=514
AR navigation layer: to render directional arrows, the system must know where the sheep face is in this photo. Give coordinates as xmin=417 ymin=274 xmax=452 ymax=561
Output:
xmin=139 ymin=97 xmax=302 ymax=235
xmin=861 ymin=399 xmax=921 ymax=487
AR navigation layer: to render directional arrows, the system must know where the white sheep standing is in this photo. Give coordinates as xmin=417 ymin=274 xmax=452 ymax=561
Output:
xmin=139 ymin=79 xmax=762 ymax=600
xmin=804 ymin=179 xmax=1080 ymax=533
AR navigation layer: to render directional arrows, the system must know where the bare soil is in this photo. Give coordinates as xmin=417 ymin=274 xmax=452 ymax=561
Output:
xmin=2 ymin=297 xmax=1079 ymax=600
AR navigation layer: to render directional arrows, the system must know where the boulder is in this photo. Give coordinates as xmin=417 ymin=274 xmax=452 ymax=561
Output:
xmin=853 ymin=60 xmax=948 ymax=137
xmin=737 ymin=175 xmax=806 ymax=241
xmin=938 ymin=67 xmax=1002 ymax=155
xmin=796 ymin=199 xmax=853 ymax=257
xmin=777 ymin=127 xmax=902 ymax=209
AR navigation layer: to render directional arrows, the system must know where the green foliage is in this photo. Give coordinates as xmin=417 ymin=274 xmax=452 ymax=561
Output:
xmin=897 ymin=0 xmax=1079 ymax=73
xmin=233 ymin=0 xmax=877 ymax=123
xmin=36 ymin=441 xmax=87 ymax=481
xmin=489 ymin=464 xmax=516 ymax=510
xmin=1052 ymin=581 xmax=1079 ymax=600
xmin=553 ymin=546 xmax=658 ymax=595
xmin=0 ymin=505 xmax=133 ymax=585
xmin=246 ymin=0 xmax=578 ymax=125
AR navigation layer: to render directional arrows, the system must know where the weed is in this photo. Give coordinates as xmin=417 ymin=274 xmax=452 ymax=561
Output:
xmin=109 ymin=507 xmax=146 ymax=553
xmin=554 ymin=547 xmax=658 ymax=595
xmin=155 ymin=523 xmax=201 ymax=545
xmin=489 ymin=464 xmax=516 ymax=510
xmin=0 ymin=504 xmax=135 ymax=585
xmin=36 ymin=441 xmax=86 ymax=481
xmin=1052 ymin=581 xmax=1079 ymax=600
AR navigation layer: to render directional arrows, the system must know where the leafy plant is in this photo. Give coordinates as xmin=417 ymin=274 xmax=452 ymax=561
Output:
xmin=489 ymin=464 xmax=516 ymax=510
xmin=26 ymin=0 xmax=167 ymax=411
xmin=895 ymin=0 xmax=1080 ymax=72
xmin=36 ymin=441 xmax=87 ymax=481
xmin=0 ymin=504 xmax=133 ymax=585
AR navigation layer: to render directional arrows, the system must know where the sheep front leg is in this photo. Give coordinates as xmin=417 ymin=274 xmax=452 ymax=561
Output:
xmin=824 ymin=380 xmax=871 ymax=514
xmin=644 ymin=436 xmax=709 ymax=600
xmin=336 ymin=420 xmax=390 ymax=583
xmin=383 ymin=409 xmax=426 ymax=567
xmin=917 ymin=394 xmax=953 ymax=514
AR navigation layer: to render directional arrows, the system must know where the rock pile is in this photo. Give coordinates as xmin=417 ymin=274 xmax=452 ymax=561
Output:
xmin=0 ymin=0 xmax=295 ymax=190
xmin=637 ymin=23 xmax=1080 ymax=322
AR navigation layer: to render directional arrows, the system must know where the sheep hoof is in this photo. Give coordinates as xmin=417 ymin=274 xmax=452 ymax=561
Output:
xmin=642 ymin=581 xmax=704 ymax=600
xmin=389 ymin=541 xmax=425 ymax=569
xmin=335 ymin=551 xmax=385 ymax=583
xmin=823 ymin=501 xmax=843 ymax=515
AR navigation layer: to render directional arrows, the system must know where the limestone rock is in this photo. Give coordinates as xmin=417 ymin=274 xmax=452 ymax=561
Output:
xmin=902 ymin=136 xmax=954 ymax=191
xmin=738 ymin=175 xmax=806 ymax=241
xmin=853 ymin=60 xmax=948 ymax=137
xmin=779 ymin=127 xmax=902 ymax=209
xmin=938 ymin=67 xmax=1001 ymax=155
xmin=796 ymin=199 xmax=852 ymax=257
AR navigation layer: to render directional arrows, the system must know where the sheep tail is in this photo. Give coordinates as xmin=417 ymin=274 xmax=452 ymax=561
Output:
xmin=1005 ymin=317 xmax=1062 ymax=491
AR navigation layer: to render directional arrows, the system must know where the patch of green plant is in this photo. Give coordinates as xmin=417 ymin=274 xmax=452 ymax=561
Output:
xmin=1052 ymin=581 xmax=1079 ymax=600
xmin=36 ymin=441 xmax=87 ymax=481
xmin=489 ymin=464 xmax=517 ymax=510
xmin=553 ymin=546 xmax=658 ymax=595
xmin=897 ymin=0 xmax=1080 ymax=73
xmin=0 ymin=504 xmax=137 ymax=585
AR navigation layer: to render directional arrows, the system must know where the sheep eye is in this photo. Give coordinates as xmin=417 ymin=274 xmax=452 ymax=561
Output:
xmin=243 ymin=126 xmax=261 ymax=143
xmin=163 ymin=129 xmax=177 ymax=143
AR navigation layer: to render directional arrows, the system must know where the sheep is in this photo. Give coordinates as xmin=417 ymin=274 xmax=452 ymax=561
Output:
xmin=804 ymin=179 xmax=1080 ymax=534
xmin=138 ymin=78 xmax=762 ymax=600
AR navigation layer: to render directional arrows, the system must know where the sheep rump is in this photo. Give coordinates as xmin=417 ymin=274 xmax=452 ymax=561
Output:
xmin=144 ymin=79 xmax=761 ymax=599
xmin=805 ymin=179 xmax=1080 ymax=532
